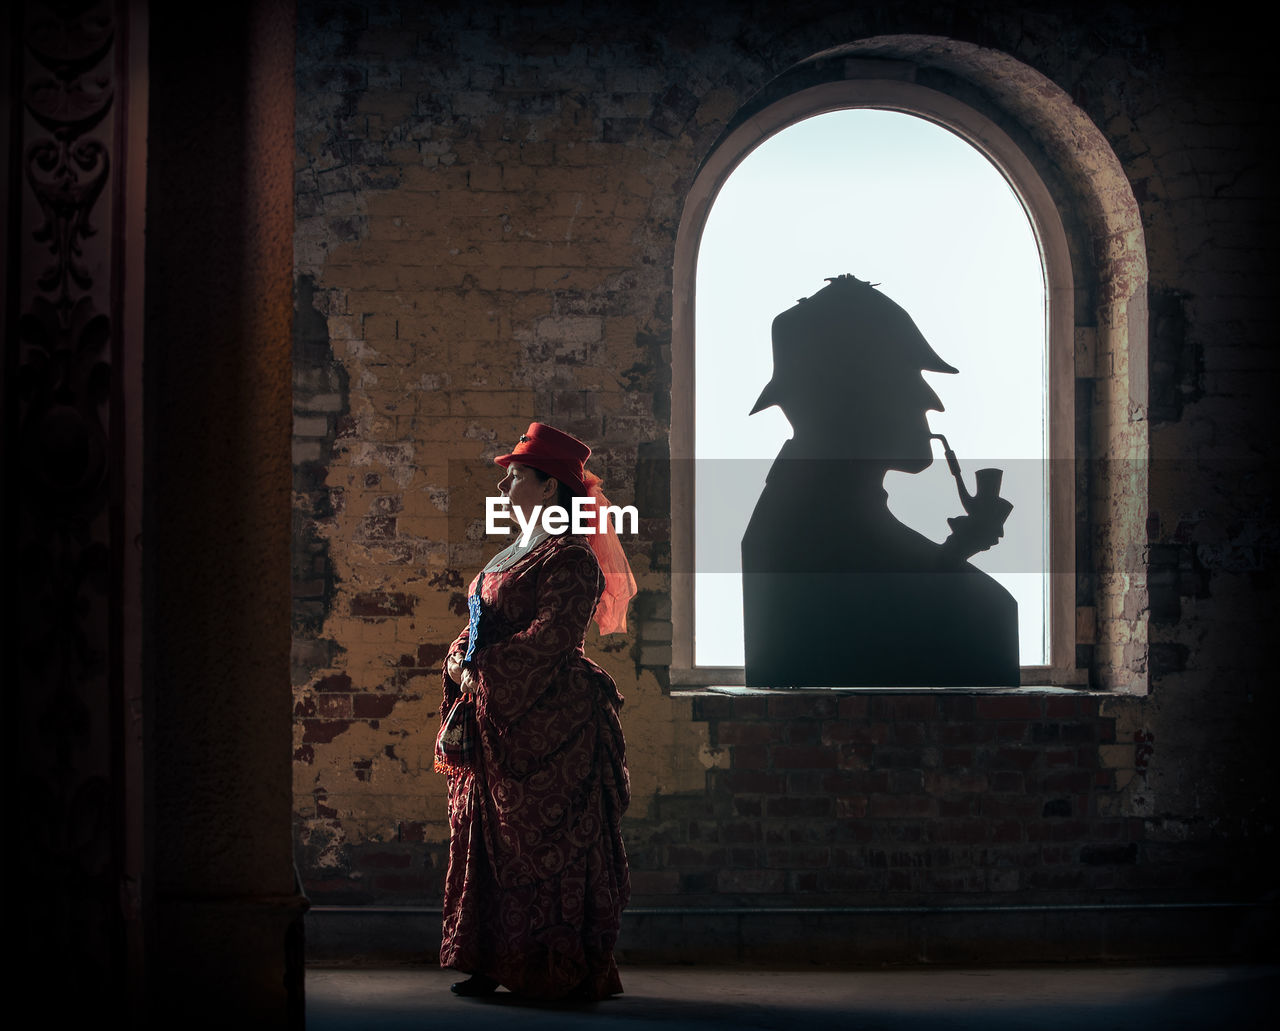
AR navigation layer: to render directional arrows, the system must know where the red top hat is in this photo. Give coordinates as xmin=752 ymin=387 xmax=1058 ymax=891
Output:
xmin=495 ymin=423 xmax=591 ymax=496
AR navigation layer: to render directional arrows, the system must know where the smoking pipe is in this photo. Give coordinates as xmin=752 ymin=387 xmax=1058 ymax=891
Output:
xmin=931 ymin=433 xmax=1013 ymax=559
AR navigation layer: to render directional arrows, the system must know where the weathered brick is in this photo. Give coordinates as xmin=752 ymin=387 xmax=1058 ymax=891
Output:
xmin=731 ymin=745 xmax=768 ymax=770
xmin=867 ymin=794 xmax=935 ymax=819
xmin=885 ymin=696 xmax=937 ymax=721
xmin=992 ymin=747 xmax=1039 ymax=771
xmin=837 ymin=696 xmax=869 ymax=718
xmin=822 ymin=769 xmax=889 ymax=795
xmin=1046 ymin=696 xmax=1088 ymax=718
xmin=311 ymin=665 xmax=350 ymax=691
xmin=1038 ymin=770 xmax=1094 ymax=794
xmin=302 ymin=719 xmax=353 ymax=744
xmin=924 ymin=770 xmax=989 ymax=795
xmin=989 ymin=771 xmax=1026 ymax=793
xmin=996 ymin=721 xmax=1031 ymax=741
xmin=350 ymin=591 xmax=416 ymax=618
xmin=768 ymin=695 xmax=838 ymax=719
xmin=889 ymin=769 xmax=925 ymax=793
xmin=356 ymin=851 xmax=412 ymax=870
xmin=316 ymin=693 xmax=353 ymax=718
xmin=718 ymin=769 xmax=784 ymax=794
xmin=397 ymin=822 xmax=428 ymax=844
xmin=976 ymin=697 xmax=1045 ymax=720
xmin=784 ymin=721 xmax=820 ymax=745
xmin=718 ymin=821 xmax=763 ymax=844
xmin=770 ymin=745 xmax=838 ymax=770
xmin=875 ymin=747 xmax=927 ymax=769
xmin=690 ymin=696 xmax=733 ymax=721
xmin=730 ymin=698 xmax=769 ymax=721
xmin=715 ymin=722 xmax=776 ymax=747
xmin=930 ymin=820 xmax=989 ymax=844
xmin=766 ymin=796 xmax=832 ymax=819
xmin=820 ymin=721 xmax=888 ymax=745
xmin=991 ymin=821 xmax=1024 ymax=843
xmin=938 ymin=722 xmax=997 ymax=745
xmin=353 ymin=693 xmax=398 ymax=718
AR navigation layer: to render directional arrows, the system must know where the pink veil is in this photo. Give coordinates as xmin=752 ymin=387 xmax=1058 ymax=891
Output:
xmin=582 ymin=472 xmax=637 ymax=634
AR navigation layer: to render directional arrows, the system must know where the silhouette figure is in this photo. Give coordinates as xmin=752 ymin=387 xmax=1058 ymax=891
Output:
xmin=741 ymin=275 xmax=1019 ymax=687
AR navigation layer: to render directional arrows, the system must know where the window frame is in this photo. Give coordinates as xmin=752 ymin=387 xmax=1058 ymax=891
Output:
xmin=670 ymin=79 xmax=1080 ymax=689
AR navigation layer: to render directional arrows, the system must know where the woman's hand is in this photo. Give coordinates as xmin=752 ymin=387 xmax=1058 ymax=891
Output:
xmin=447 ymin=652 xmax=479 ymax=696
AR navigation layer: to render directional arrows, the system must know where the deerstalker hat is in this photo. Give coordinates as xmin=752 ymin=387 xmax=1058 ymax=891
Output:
xmin=495 ymin=422 xmax=591 ymax=496
xmin=750 ymin=274 xmax=958 ymax=415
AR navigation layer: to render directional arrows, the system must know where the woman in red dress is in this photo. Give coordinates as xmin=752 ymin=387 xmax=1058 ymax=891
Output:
xmin=438 ymin=423 xmax=635 ymax=1000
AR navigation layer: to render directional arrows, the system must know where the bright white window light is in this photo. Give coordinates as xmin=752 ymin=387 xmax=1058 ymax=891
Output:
xmin=695 ymin=109 xmax=1048 ymax=669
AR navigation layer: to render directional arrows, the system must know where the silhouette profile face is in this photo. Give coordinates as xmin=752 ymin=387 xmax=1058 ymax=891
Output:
xmin=752 ymin=277 xmax=953 ymax=473
xmin=792 ymin=358 xmax=944 ymax=472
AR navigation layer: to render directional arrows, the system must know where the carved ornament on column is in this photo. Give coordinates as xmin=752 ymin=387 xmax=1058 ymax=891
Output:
xmin=7 ymin=0 xmax=121 ymax=988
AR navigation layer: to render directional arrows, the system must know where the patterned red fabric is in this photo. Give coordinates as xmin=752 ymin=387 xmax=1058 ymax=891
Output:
xmin=439 ymin=534 xmax=631 ymax=999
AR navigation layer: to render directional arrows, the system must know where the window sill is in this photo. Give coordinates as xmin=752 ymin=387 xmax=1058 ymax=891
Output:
xmin=671 ymin=683 xmax=1106 ymax=696
xmin=669 ymin=666 xmax=1096 ymax=694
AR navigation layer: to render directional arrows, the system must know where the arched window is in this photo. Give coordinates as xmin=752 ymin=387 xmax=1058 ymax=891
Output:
xmin=694 ymin=108 xmax=1048 ymax=671
xmin=670 ymin=74 xmax=1102 ymax=689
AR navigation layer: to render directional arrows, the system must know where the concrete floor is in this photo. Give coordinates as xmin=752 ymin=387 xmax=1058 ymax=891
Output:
xmin=307 ymin=963 xmax=1278 ymax=1030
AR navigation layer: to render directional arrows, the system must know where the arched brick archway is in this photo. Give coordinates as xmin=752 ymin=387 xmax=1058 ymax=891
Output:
xmin=671 ymin=36 xmax=1148 ymax=694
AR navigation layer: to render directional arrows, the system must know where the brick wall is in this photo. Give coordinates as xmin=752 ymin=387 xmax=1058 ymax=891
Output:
xmin=291 ymin=0 xmax=1276 ymax=942
xmin=629 ymin=692 xmax=1160 ymax=904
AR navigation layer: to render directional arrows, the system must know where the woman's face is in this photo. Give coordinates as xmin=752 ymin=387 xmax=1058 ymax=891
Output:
xmin=498 ymin=462 xmax=557 ymax=524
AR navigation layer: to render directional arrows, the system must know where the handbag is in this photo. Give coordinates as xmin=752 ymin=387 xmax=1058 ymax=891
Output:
xmin=436 ymin=572 xmax=484 ymax=776
xmin=434 ymin=693 xmax=477 ymax=775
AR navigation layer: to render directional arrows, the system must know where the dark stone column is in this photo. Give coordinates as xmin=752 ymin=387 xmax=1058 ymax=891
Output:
xmin=144 ymin=0 xmax=302 ymax=1022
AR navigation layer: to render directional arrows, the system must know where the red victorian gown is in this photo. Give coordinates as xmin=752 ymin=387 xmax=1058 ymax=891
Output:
xmin=438 ymin=532 xmax=631 ymax=999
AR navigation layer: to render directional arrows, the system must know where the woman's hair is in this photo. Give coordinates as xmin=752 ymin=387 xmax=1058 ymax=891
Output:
xmin=528 ymin=465 xmax=576 ymax=513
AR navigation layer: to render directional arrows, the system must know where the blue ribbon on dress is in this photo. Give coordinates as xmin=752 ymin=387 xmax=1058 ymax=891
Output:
xmin=462 ymin=573 xmax=485 ymax=662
